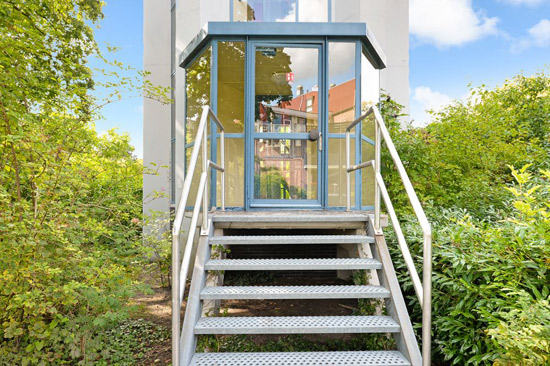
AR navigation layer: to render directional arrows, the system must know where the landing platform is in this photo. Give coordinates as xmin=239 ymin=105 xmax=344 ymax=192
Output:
xmin=212 ymin=210 xmax=384 ymax=229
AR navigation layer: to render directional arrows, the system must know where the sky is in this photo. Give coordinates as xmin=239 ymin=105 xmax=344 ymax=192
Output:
xmin=93 ymin=0 xmax=550 ymax=157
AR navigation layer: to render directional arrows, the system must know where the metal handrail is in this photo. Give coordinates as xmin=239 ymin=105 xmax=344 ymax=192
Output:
xmin=345 ymin=105 xmax=432 ymax=366
xmin=171 ymin=105 xmax=225 ymax=366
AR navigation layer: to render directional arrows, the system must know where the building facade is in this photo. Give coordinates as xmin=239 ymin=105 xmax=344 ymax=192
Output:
xmin=143 ymin=0 xmax=409 ymax=216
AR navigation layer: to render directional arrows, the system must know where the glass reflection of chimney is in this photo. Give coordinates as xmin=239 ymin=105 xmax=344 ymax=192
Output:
xmin=296 ymin=85 xmax=303 ymax=96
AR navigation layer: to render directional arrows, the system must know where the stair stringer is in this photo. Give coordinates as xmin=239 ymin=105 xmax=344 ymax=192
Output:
xmin=367 ymin=219 xmax=423 ymax=366
xmin=180 ymin=220 xmax=214 ymax=366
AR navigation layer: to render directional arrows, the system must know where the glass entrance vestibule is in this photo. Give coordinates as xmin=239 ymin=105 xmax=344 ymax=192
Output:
xmin=181 ymin=23 xmax=385 ymax=210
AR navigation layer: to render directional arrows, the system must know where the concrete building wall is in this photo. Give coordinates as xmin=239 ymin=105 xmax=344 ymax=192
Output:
xmin=143 ymin=0 xmax=171 ymax=219
xmin=143 ymin=0 xmax=410 ymax=216
xmin=361 ymin=0 xmax=410 ymax=115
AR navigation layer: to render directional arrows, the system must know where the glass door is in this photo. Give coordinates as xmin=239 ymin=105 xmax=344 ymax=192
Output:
xmin=248 ymin=43 xmax=324 ymax=208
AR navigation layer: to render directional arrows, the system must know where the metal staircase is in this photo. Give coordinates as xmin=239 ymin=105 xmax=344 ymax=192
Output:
xmin=171 ymin=106 xmax=432 ymax=366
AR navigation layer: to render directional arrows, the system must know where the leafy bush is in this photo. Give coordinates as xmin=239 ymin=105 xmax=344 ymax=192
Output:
xmin=380 ymin=71 xmax=550 ymax=215
xmin=0 ymin=1 xmax=168 ymax=364
xmin=388 ymin=167 xmax=550 ymax=364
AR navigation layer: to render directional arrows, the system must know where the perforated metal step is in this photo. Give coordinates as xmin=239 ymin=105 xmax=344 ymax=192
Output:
xmin=200 ymin=285 xmax=390 ymax=300
xmin=194 ymin=315 xmax=400 ymax=334
xmin=190 ymin=351 xmax=411 ymax=366
xmin=209 ymin=235 xmax=374 ymax=245
xmin=205 ymin=257 xmax=382 ymax=271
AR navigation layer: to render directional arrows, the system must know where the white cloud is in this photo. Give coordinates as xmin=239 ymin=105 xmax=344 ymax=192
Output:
xmin=410 ymin=0 xmax=499 ymax=48
xmin=410 ymin=86 xmax=453 ymax=126
xmin=511 ymin=19 xmax=550 ymax=52
xmin=499 ymin=0 xmax=548 ymax=6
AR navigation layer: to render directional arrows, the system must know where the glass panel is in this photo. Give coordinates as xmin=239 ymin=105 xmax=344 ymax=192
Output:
xmin=217 ymin=138 xmax=245 ymax=207
xmin=254 ymin=139 xmax=318 ymax=200
xmin=328 ymin=138 xmax=355 ymax=206
xmin=233 ymin=0 xmax=296 ymax=22
xmin=328 ymin=42 xmax=355 ymax=133
xmin=218 ymin=42 xmax=245 ymax=133
xmin=299 ymin=0 xmax=328 ymax=22
xmin=186 ymin=47 xmax=211 ymax=145
xmin=185 ymin=47 xmax=211 ymax=207
xmin=255 ymin=47 xmax=319 ymax=134
xmin=362 ymin=140 xmax=375 ymax=207
xmin=362 ymin=50 xmax=380 ymax=113
xmin=185 ymin=139 xmax=210 ymax=208
xmin=362 ymin=113 xmax=376 ymax=142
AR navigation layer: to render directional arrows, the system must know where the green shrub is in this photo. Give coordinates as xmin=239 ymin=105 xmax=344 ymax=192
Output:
xmin=387 ymin=167 xmax=550 ymax=364
xmin=380 ymin=71 xmax=550 ymax=215
xmin=0 ymin=1 xmax=168 ymax=363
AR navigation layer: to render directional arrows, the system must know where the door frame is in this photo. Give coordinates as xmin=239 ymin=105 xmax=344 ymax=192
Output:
xmin=245 ymin=39 xmax=327 ymax=209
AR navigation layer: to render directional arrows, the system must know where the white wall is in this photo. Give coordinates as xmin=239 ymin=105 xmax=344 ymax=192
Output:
xmin=143 ymin=0 xmax=171 ymax=219
xmin=360 ymin=0 xmax=410 ymax=115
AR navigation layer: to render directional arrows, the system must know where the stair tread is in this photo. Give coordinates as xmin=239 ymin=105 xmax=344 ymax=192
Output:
xmin=209 ymin=235 xmax=374 ymax=245
xmin=205 ymin=257 xmax=382 ymax=270
xmin=194 ymin=315 xmax=400 ymax=334
xmin=200 ymin=285 xmax=390 ymax=299
xmin=190 ymin=350 xmax=411 ymax=366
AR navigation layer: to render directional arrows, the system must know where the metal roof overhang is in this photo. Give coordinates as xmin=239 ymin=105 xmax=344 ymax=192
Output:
xmin=179 ymin=22 xmax=387 ymax=69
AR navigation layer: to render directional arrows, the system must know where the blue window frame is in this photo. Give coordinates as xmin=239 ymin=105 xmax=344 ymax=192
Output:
xmin=181 ymin=23 xmax=384 ymax=211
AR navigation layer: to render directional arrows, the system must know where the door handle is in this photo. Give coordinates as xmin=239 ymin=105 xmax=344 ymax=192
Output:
xmin=308 ymin=129 xmax=322 ymax=151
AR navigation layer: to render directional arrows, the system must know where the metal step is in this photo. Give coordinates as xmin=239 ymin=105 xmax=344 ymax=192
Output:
xmin=209 ymin=235 xmax=374 ymax=245
xmin=205 ymin=257 xmax=382 ymax=271
xmin=194 ymin=315 xmax=400 ymax=334
xmin=190 ymin=351 xmax=411 ymax=366
xmin=200 ymin=285 xmax=390 ymax=300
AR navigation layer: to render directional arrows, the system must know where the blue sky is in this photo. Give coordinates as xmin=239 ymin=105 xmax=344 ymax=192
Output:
xmin=93 ymin=0 xmax=550 ymax=157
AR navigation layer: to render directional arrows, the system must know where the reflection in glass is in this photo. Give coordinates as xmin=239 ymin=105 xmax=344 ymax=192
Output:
xmin=362 ymin=50 xmax=380 ymax=112
xmin=233 ymin=0 xmax=296 ymax=22
xmin=327 ymin=42 xmax=356 ymax=207
xmin=254 ymin=139 xmax=317 ymax=200
xmin=328 ymin=42 xmax=355 ymax=133
xmin=218 ymin=42 xmax=245 ymax=133
xmin=185 ymin=48 xmax=211 ymax=145
xmin=217 ymin=138 xmax=245 ymax=207
xmin=254 ymin=47 xmax=319 ymax=134
xmin=328 ymin=138 xmax=355 ymax=206
xmin=362 ymin=140 xmax=375 ymax=207
xmin=254 ymin=46 xmax=320 ymax=202
xmin=185 ymin=47 xmax=211 ymax=207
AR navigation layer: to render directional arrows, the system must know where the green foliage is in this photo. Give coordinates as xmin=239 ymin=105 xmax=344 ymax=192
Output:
xmin=0 ymin=0 xmax=169 ymax=364
xmin=93 ymin=318 xmax=170 ymax=365
xmin=142 ymin=212 xmax=172 ymax=288
xmin=388 ymin=167 xmax=550 ymax=365
xmin=196 ymin=333 xmax=395 ymax=354
xmin=380 ymin=71 xmax=550 ymax=215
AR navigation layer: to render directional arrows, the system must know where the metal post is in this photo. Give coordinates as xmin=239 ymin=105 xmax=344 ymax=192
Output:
xmin=374 ymin=120 xmax=381 ymax=231
xmin=422 ymin=234 xmax=432 ymax=366
xmin=202 ymin=120 xmax=208 ymax=231
xmin=221 ymin=130 xmax=225 ymax=211
xmin=346 ymin=130 xmax=351 ymax=211
xmin=171 ymin=233 xmax=180 ymax=366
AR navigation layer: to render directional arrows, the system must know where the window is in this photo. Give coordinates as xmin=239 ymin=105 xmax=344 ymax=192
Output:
xmin=232 ymin=0 xmax=328 ymax=22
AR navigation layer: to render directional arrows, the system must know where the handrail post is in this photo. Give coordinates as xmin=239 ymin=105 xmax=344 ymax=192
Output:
xmin=171 ymin=233 xmax=180 ymax=366
xmin=374 ymin=116 xmax=381 ymax=231
xmin=422 ymin=233 xmax=432 ymax=366
xmin=345 ymin=130 xmax=351 ymax=211
xmin=221 ymin=130 xmax=225 ymax=211
xmin=202 ymin=115 xmax=208 ymax=232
